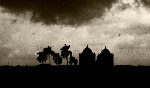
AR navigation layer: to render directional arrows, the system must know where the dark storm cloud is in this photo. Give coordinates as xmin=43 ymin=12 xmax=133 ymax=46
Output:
xmin=140 ymin=0 xmax=150 ymax=7
xmin=0 ymin=0 xmax=117 ymax=26
xmin=139 ymin=0 xmax=150 ymax=8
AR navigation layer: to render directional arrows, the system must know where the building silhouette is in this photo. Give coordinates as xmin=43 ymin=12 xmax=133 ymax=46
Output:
xmin=79 ymin=45 xmax=95 ymax=66
xmin=96 ymin=46 xmax=114 ymax=67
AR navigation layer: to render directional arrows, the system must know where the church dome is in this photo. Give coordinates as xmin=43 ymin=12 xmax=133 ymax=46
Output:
xmin=101 ymin=46 xmax=110 ymax=54
xmin=82 ymin=45 xmax=93 ymax=54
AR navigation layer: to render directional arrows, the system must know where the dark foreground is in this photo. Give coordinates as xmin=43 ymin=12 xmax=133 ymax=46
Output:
xmin=0 ymin=65 xmax=150 ymax=82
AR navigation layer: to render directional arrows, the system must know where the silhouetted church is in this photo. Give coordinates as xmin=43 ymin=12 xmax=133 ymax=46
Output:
xmin=96 ymin=46 xmax=114 ymax=67
xmin=79 ymin=45 xmax=95 ymax=66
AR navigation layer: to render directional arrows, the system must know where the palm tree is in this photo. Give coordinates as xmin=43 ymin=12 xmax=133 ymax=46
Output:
xmin=43 ymin=46 xmax=55 ymax=65
xmin=37 ymin=51 xmax=47 ymax=64
xmin=60 ymin=44 xmax=71 ymax=65
xmin=37 ymin=46 xmax=56 ymax=65
xmin=69 ymin=56 xmax=78 ymax=65
xmin=69 ymin=56 xmax=75 ymax=65
xmin=53 ymin=53 xmax=62 ymax=65
xmin=73 ymin=59 xmax=78 ymax=65
xmin=68 ymin=50 xmax=78 ymax=65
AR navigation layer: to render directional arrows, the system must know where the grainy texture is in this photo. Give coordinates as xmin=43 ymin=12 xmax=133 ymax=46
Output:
xmin=0 ymin=0 xmax=150 ymax=66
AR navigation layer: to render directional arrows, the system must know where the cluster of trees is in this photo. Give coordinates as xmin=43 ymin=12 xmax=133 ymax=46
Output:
xmin=37 ymin=44 xmax=78 ymax=65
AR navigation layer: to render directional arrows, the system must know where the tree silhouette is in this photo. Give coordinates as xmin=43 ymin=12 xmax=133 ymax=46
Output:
xmin=43 ymin=46 xmax=53 ymax=64
xmin=37 ymin=46 xmax=56 ymax=64
xmin=43 ymin=46 xmax=55 ymax=64
xmin=60 ymin=44 xmax=72 ymax=65
xmin=68 ymin=50 xmax=78 ymax=65
xmin=69 ymin=56 xmax=74 ymax=65
xmin=53 ymin=53 xmax=62 ymax=65
xmin=37 ymin=51 xmax=47 ymax=64
xmin=74 ymin=59 xmax=78 ymax=65
xmin=69 ymin=56 xmax=78 ymax=65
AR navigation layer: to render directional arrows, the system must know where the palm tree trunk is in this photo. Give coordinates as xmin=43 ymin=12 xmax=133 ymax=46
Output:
xmin=66 ymin=58 xmax=68 ymax=65
xmin=49 ymin=55 xmax=51 ymax=65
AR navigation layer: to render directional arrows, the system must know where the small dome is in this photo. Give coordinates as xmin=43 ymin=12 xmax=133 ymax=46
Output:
xmin=82 ymin=45 xmax=93 ymax=53
xmin=101 ymin=46 xmax=110 ymax=54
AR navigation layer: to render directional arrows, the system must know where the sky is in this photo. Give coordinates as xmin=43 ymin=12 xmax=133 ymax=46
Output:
xmin=0 ymin=0 xmax=150 ymax=66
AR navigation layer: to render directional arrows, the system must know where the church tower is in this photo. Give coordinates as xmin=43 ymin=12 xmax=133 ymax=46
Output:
xmin=79 ymin=45 xmax=95 ymax=66
xmin=96 ymin=46 xmax=114 ymax=67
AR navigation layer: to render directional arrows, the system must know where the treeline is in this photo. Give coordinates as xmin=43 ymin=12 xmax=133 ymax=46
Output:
xmin=37 ymin=44 xmax=78 ymax=65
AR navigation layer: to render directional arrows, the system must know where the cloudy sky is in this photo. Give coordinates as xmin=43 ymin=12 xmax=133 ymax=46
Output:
xmin=0 ymin=0 xmax=150 ymax=66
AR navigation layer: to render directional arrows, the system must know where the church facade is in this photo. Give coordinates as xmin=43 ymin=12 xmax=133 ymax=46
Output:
xmin=96 ymin=46 xmax=114 ymax=67
xmin=79 ymin=45 xmax=114 ymax=68
xmin=79 ymin=45 xmax=95 ymax=66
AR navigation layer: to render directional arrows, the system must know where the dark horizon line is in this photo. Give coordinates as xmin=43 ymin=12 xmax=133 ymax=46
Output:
xmin=0 ymin=64 xmax=149 ymax=67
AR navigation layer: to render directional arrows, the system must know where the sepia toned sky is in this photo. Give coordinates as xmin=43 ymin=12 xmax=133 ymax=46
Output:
xmin=0 ymin=0 xmax=150 ymax=66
